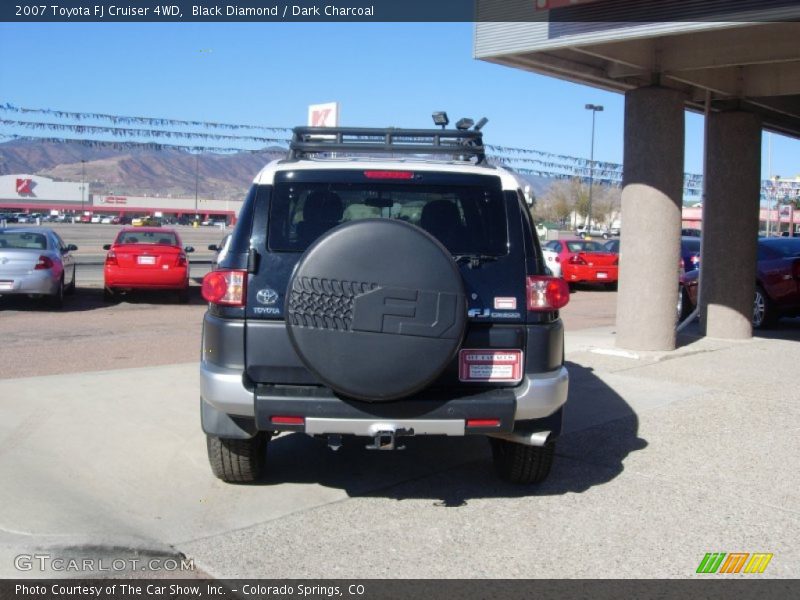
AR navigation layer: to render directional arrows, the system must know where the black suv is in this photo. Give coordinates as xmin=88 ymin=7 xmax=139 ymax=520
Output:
xmin=200 ymin=127 xmax=570 ymax=485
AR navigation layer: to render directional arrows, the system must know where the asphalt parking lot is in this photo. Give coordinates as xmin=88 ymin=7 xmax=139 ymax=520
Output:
xmin=0 ymin=225 xmax=797 ymax=580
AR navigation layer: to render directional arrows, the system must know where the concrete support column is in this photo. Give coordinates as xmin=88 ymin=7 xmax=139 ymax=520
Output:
xmin=617 ymin=87 xmax=685 ymax=351
xmin=700 ymin=112 xmax=762 ymax=339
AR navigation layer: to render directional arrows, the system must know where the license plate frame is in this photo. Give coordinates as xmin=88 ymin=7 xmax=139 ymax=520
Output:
xmin=459 ymin=349 xmax=523 ymax=383
xmin=137 ymin=255 xmax=156 ymax=265
xmin=596 ymin=272 xmax=608 ymax=279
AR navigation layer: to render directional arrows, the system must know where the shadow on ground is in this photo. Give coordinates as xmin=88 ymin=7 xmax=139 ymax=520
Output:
xmin=242 ymin=361 xmax=647 ymax=506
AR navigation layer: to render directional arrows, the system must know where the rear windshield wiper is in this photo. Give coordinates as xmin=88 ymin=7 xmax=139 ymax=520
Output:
xmin=453 ymin=254 xmax=498 ymax=268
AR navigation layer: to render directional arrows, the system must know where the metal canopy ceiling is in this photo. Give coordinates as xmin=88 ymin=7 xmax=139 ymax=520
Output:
xmin=475 ymin=12 xmax=800 ymax=138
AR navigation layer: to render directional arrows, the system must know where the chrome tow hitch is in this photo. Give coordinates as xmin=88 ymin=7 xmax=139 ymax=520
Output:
xmin=365 ymin=428 xmax=413 ymax=451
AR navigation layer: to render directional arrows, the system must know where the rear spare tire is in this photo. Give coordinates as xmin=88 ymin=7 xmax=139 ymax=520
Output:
xmin=286 ymin=219 xmax=467 ymax=402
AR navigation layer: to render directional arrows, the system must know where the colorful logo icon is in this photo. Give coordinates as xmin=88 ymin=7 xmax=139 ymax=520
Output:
xmin=696 ymin=552 xmax=773 ymax=574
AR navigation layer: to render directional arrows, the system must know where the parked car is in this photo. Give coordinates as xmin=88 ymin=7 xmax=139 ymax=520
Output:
xmin=543 ymin=238 xmax=618 ymax=287
xmin=542 ymin=244 xmax=562 ymax=277
xmin=100 ymin=216 xmax=114 ymax=224
xmin=678 ymin=237 xmax=800 ymax=328
xmin=200 ymin=125 xmax=570 ymax=485
xmin=103 ymin=227 xmax=194 ymax=303
xmin=208 ymin=233 xmax=232 ymax=270
xmin=603 ymin=239 xmax=620 ymax=254
xmin=681 ymin=236 xmax=702 ymax=272
xmin=0 ymin=227 xmax=78 ymax=307
xmin=575 ymin=225 xmax=615 ymax=239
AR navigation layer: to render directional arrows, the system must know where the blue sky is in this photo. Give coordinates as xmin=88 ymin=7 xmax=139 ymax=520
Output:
xmin=0 ymin=22 xmax=797 ymax=179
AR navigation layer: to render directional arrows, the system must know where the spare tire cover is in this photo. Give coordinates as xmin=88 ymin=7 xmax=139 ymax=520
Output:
xmin=286 ymin=219 xmax=467 ymax=402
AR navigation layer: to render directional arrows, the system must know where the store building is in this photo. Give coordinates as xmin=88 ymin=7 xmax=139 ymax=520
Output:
xmin=0 ymin=174 xmax=241 ymax=223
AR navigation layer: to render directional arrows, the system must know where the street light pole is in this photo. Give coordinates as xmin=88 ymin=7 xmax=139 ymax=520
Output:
xmin=80 ymin=159 xmax=86 ymax=216
xmin=194 ymin=153 xmax=199 ymax=218
xmin=585 ymin=104 xmax=603 ymax=231
xmin=772 ymin=175 xmax=780 ymax=236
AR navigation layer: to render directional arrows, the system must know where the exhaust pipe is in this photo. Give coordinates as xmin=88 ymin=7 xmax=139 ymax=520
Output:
xmin=488 ymin=430 xmax=552 ymax=447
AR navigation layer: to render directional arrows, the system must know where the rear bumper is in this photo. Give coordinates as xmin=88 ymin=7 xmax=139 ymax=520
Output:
xmin=0 ymin=270 xmax=59 ymax=295
xmin=563 ymin=265 xmax=618 ymax=283
xmin=105 ymin=266 xmax=188 ymax=289
xmin=200 ymin=360 xmax=568 ymax=437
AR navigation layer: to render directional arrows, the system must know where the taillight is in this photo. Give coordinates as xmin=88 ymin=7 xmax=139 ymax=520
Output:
xmin=177 ymin=253 xmax=187 ymax=267
xmin=105 ymin=251 xmax=118 ymax=266
xmin=526 ymin=276 xmax=570 ymax=311
xmin=363 ymin=170 xmax=414 ymax=179
xmin=202 ymin=270 xmax=246 ymax=306
xmin=569 ymin=254 xmax=586 ymax=265
xmin=34 ymin=255 xmax=54 ymax=270
xmin=613 ymin=257 xmax=619 ymax=266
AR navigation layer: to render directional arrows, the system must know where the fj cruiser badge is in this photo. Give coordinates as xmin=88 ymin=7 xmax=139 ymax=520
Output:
xmin=256 ymin=287 xmax=279 ymax=305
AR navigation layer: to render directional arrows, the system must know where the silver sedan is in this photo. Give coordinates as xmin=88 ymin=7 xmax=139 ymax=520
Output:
xmin=0 ymin=227 xmax=78 ymax=308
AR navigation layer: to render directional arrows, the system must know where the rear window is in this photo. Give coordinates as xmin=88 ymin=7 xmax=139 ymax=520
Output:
xmin=117 ymin=231 xmax=178 ymax=246
xmin=0 ymin=231 xmax=48 ymax=250
xmin=761 ymin=238 xmax=800 ymax=257
xmin=566 ymin=241 xmax=604 ymax=252
xmin=267 ymin=170 xmax=508 ymax=255
xmin=681 ymin=238 xmax=701 ymax=253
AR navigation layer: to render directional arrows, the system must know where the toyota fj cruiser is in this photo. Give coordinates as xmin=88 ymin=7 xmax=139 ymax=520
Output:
xmin=200 ymin=125 xmax=570 ymax=484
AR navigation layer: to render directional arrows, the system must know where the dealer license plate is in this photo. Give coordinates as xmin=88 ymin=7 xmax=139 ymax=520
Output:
xmin=137 ymin=256 xmax=156 ymax=265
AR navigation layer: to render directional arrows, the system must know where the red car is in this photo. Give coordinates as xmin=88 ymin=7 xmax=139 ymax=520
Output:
xmin=543 ymin=238 xmax=619 ymax=287
xmin=103 ymin=227 xmax=194 ymax=302
xmin=680 ymin=237 xmax=800 ymax=328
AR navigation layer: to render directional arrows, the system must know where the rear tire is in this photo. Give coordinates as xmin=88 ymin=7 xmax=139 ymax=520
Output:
xmin=48 ymin=277 xmax=64 ymax=309
xmin=66 ymin=266 xmax=77 ymax=295
xmin=206 ymin=433 xmax=269 ymax=483
xmin=753 ymin=284 xmax=776 ymax=329
xmin=490 ymin=438 xmax=555 ymax=484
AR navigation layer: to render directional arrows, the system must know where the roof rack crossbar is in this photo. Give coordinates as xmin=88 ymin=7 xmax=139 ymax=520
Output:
xmin=289 ymin=126 xmax=486 ymax=163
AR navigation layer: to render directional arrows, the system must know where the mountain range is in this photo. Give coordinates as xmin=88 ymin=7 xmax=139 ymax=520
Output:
xmin=0 ymin=139 xmax=554 ymax=201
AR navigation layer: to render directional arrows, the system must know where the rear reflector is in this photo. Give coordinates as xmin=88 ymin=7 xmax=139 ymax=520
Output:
xmin=271 ymin=416 xmax=304 ymax=425
xmin=363 ymin=170 xmax=414 ymax=179
xmin=466 ymin=419 xmax=501 ymax=428
xmin=201 ymin=270 xmax=246 ymax=306
xmin=526 ymin=276 xmax=570 ymax=311
xmin=459 ymin=349 xmax=522 ymax=383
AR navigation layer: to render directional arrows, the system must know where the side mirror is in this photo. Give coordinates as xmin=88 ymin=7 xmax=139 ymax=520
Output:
xmin=208 ymin=244 xmax=218 ymax=252
xmin=185 ymin=246 xmax=195 ymax=253
xmin=68 ymin=244 xmax=78 ymax=251
xmin=103 ymin=244 xmax=111 ymax=251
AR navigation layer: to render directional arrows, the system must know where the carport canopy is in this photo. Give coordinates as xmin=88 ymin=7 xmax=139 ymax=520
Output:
xmin=475 ymin=0 xmax=800 ymax=350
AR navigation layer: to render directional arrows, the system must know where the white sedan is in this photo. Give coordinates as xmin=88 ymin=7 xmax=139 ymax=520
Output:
xmin=542 ymin=245 xmax=562 ymax=277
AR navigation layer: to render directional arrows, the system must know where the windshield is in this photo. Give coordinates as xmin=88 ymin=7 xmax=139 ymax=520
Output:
xmin=268 ymin=170 xmax=508 ymax=255
xmin=116 ymin=231 xmax=178 ymax=246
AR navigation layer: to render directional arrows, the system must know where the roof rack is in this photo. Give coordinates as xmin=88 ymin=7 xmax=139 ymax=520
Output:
xmin=289 ymin=126 xmax=486 ymax=164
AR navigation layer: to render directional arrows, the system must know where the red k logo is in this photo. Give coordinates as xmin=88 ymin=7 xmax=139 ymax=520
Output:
xmin=16 ymin=178 xmax=33 ymax=194
xmin=311 ymin=108 xmax=332 ymax=127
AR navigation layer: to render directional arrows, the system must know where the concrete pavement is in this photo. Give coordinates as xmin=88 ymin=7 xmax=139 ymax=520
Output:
xmin=0 ymin=325 xmax=797 ymax=578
